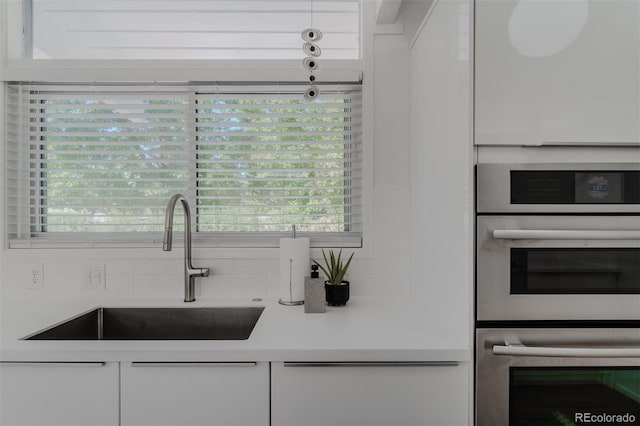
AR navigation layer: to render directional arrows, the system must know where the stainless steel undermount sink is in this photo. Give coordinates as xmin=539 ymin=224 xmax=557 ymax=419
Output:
xmin=23 ymin=306 xmax=264 ymax=341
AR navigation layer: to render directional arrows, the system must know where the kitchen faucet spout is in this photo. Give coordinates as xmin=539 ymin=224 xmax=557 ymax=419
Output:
xmin=163 ymin=194 xmax=210 ymax=302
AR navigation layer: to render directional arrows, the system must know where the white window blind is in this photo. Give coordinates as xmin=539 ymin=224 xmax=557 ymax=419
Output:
xmin=5 ymin=83 xmax=363 ymax=248
xmin=29 ymin=0 xmax=361 ymax=60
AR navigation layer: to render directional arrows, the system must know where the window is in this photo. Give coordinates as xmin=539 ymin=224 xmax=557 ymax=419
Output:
xmin=25 ymin=0 xmax=360 ymax=60
xmin=5 ymin=83 xmax=363 ymax=248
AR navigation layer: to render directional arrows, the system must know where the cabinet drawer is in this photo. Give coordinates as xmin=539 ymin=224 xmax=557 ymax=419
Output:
xmin=121 ymin=361 xmax=269 ymax=426
xmin=271 ymin=361 xmax=469 ymax=426
xmin=0 ymin=362 xmax=119 ymax=426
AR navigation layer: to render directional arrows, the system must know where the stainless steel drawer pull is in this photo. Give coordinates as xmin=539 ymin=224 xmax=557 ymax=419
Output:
xmin=130 ymin=362 xmax=257 ymax=367
xmin=0 ymin=362 xmax=106 ymax=367
xmin=492 ymin=229 xmax=640 ymax=240
xmin=283 ymin=361 xmax=459 ymax=367
xmin=536 ymin=141 xmax=640 ymax=147
xmin=493 ymin=344 xmax=640 ymax=358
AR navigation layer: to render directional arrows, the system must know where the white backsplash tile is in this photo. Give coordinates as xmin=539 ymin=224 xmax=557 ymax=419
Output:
xmin=2 ymin=239 xmax=413 ymax=301
xmin=98 ymin=274 xmax=135 ymax=298
xmin=201 ymin=259 xmax=235 ymax=275
xmin=232 ymin=258 xmax=279 ymax=275
xmin=199 ymin=274 xmax=268 ymax=299
xmin=348 ymin=273 xmax=411 ymax=298
xmin=133 ymin=273 xmax=183 ymax=299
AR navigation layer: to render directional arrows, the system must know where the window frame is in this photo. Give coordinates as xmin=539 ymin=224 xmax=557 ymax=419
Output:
xmin=0 ymin=1 xmax=376 ymax=253
xmin=5 ymin=82 xmax=364 ymax=249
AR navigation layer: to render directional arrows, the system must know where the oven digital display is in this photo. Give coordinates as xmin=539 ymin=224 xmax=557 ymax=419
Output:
xmin=576 ymin=172 xmax=622 ymax=203
xmin=511 ymin=171 xmax=640 ymax=204
xmin=510 ymin=367 xmax=640 ymax=426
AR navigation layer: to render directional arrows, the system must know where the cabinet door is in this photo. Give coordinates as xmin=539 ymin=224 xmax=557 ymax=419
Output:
xmin=271 ymin=362 xmax=469 ymax=426
xmin=0 ymin=362 xmax=119 ymax=426
xmin=475 ymin=0 xmax=640 ymax=146
xmin=121 ymin=362 xmax=269 ymax=426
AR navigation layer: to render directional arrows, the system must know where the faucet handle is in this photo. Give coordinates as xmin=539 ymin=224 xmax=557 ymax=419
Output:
xmin=162 ymin=228 xmax=173 ymax=251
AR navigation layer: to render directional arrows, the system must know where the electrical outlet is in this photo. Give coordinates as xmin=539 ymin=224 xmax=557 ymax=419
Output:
xmin=27 ymin=264 xmax=44 ymax=290
xmin=84 ymin=265 xmax=106 ymax=290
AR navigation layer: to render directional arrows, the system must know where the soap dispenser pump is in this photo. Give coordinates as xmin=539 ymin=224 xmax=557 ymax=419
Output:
xmin=304 ymin=264 xmax=326 ymax=313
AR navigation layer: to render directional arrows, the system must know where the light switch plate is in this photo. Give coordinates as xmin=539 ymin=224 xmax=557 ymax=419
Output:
xmin=84 ymin=265 xmax=106 ymax=290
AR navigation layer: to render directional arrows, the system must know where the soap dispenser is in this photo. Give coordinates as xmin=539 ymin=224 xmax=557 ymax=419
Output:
xmin=304 ymin=264 xmax=326 ymax=313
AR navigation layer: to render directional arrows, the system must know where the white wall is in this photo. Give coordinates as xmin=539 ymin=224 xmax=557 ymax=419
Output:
xmin=0 ymin=13 xmax=415 ymax=306
xmin=1 ymin=2 xmax=473 ymax=351
xmin=409 ymin=0 xmax=473 ymax=340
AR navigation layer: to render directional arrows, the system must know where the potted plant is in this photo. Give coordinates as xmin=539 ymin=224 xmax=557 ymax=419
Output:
xmin=313 ymin=249 xmax=354 ymax=306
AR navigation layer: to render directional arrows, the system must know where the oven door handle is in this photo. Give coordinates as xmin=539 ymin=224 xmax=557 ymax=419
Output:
xmin=493 ymin=344 xmax=640 ymax=358
xmin=492 ymin=229 xmax=640 ymax=240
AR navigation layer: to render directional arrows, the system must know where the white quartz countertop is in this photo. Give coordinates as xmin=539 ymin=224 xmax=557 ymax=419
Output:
xmin=0 ymin=297 xmax=470 ymax=363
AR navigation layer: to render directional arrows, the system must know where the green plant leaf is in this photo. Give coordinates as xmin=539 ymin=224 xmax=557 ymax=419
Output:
xmin=312 ymin=259 xmax=331 ymax=282
xmin=314 ymin=249 xmax=353 ymax=285
xmin=334 ymin=251 xmax=354 ymax=284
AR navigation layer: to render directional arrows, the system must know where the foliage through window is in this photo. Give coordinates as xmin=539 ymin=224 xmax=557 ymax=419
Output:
xmin=5 ymin=83 xmax=363 ymax=248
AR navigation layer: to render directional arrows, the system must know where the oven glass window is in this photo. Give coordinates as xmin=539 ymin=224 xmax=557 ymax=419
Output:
xmin=511 ymin=248 xmax=640 ymax=294
xmin=510 ymin=368 xmax=640 ymax=426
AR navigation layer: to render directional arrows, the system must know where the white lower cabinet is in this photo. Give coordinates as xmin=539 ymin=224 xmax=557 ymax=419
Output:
xmin=0 ymin=362 xmax=119 ymax=426
xmin=1 ymin=359 xmax=468 ymax=426
xmin=120 ymin=361 xmax=269 ymax=426
xmin=271 ymin=361 xmax=469 ymax=426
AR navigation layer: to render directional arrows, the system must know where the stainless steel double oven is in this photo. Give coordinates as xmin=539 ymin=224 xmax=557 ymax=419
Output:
xmin=475 ymin=162 xmax=640 ymax=426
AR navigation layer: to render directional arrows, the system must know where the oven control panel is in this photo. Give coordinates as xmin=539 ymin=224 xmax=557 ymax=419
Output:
xmin=511 ymin=170 xmax=639 ymax=204
xmin=477 ymin=163 xmax=640 ymax=213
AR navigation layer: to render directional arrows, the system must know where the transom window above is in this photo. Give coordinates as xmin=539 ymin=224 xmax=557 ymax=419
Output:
xmin=26 ymin=0 xmax=361 ymax=60
xmin=5 ymin=83 xmax=363 ymax=248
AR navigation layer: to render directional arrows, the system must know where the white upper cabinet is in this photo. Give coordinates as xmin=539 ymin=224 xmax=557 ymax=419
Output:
xmin=475 ymin=0 xmax=640 ymax=146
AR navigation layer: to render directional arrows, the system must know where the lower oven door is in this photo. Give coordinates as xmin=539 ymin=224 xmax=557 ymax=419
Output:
xmin=476 ymin=328 xmax=640 ymax=426
xmin=477 ymin=215 xmax=640 ymax=321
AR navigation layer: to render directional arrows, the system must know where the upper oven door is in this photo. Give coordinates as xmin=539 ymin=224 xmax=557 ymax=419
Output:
xmin=477 ymin=215 xmax=640 ymax=321
xmin=477 ymin=163 xmax=640 ymax=214
xmin=476 ymin=328 xmax=640 ymax=426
